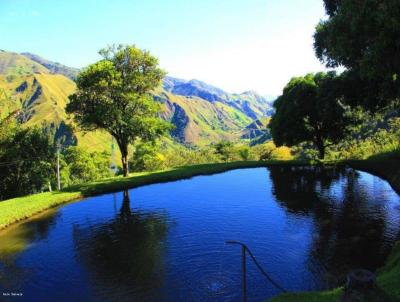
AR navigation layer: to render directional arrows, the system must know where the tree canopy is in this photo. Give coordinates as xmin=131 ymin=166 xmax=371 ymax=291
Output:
xmin=269 ymin=72 xmax=351 ymax=159
xmin=0 ymin=123 xmax=55 ymax=200
xmin=314 ymin=0 xmax=400 ymax=108
xmin=66 ymin=45 xmax=172 ymax=176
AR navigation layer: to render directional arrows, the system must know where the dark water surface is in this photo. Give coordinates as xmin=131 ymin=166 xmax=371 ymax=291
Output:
xmin=0 ymin=166 xmax=399 ymax=302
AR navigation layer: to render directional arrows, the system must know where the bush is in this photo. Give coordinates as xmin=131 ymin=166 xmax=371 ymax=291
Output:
xmin=61 ymin=146 xmax=112 ymax=186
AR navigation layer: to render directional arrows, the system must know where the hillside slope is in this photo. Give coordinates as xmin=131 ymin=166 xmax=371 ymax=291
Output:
xmin=157 ymin=91 xmax=252 ymax=145
xmin=0 ymin=51 xmax=272 ymax=148
xmin=163 ymin=76 xmax=274 ymax=119
xmin=21 ymin=52 xmax=79 ymax=80
xmin=0 ymin=51 xmax=112 ymax=152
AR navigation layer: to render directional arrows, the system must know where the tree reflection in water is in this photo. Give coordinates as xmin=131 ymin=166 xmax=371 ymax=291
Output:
xmin=73 ymin=190 xmax=169 ymax=301
xmin=268 ymin=166 xmax=396 ymax=286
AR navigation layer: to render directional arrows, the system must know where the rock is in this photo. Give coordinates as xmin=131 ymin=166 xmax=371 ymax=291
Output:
xmin=346 ymin=269 xmax=376 ymax=290
xmin=340 ymin=269 xmax=393 ymax=302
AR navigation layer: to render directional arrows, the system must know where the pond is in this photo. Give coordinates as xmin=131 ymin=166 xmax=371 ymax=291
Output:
xmin=0 ymin=166 xmax=399 ymax=302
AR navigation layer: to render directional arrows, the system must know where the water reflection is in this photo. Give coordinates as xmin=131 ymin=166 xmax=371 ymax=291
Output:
xmin=0 ymin=167 xmax=398 ymax=301
xmin=269 ymin=166 xmax=397 ymax=286
xmin=72 ymin=190 xmax=169 ymax=301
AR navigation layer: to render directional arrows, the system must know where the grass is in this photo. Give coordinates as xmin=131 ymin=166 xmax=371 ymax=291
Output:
xmin=0 ymin=191 xmax=82 ymax=230
xmin=268 ymin=288 xmax=343 ymax=302
xmin=0 ymin=160 xmax=306 ymax=230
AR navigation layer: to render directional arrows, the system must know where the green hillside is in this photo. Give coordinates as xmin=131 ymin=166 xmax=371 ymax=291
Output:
xmin=0 ymin=50 xmax=269 ymax=149
xmin=159 ymin=92 xmax=252 ymax=145
xmin=0 ymin=51 xmax=113 ymax=153
xmin=0 ymin=50 xmax=49 ymax=77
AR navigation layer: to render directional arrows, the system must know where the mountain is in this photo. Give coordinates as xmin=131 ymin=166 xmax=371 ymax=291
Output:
xmin=0 ymin=50 xmax=48 ymax=77
xmin=163 ymin=76 xmax=274 ymax=119
xmin=0 ymin=51 xmax=111 ymax=152
xmin=20 ymin=52 xmax=79 ymax=80
xmin=155 ymin=91 xmax=252 ymax=145
xmin=241 ymin=117 xmax=271 ymax=139
xmin=0 ymin=51 xmax=272 ymax=148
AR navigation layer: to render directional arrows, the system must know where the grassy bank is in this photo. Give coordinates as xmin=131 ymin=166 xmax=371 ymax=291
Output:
xmin=0 ymin=160 xmax=305 ymax=230
xmin=269 ymin=157 xmax=400 ymax=302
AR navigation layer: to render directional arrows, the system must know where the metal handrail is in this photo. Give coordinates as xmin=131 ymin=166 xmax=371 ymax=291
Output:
xmin=226 ymin=240 xmax=287 ymax=302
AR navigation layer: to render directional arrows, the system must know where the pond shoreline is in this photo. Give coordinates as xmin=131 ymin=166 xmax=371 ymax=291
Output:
xmin=0 ymin=161 xmax=305 ymax=231
xmin=1 ymin=159 xmax=398 ymax=231
xmin=1 ymin=159 xmax=399 ymax=301
xmin=269 ymin=158 xmax=400 ymax=302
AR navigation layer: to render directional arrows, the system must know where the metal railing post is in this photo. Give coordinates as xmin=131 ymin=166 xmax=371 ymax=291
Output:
xmin=226 ymin=240 xmax=287 ymax=300
xmin=242 ymin=244 xmax=247 ymax=302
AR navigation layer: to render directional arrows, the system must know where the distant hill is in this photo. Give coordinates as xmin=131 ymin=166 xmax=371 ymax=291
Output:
xmin=163 ymin=76 xmax=275 ymax=119
xmin=156 ymin=91 xmax=252 ymax=145
xmin=0 ymin=51 xmax=273 ymax=148
xmin=0 ymin=51 xmax=111 ymax=152
xmin=0 ymin=50 xmax=48 ymax=77
xmin=241 ymin=117 xmax=271 ymax=139
xmin=21 ymin=52 xmax=79 ymax=80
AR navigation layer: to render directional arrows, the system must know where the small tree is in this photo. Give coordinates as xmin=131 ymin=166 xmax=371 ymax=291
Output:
xmin=269 ymin=72 xmax=351 ymax=159
xmin=0 ymin=126 xmax=55 ymax=200
xmin=238 ymin=146 xmax=250 ymax=161
xmin=213 ymin=141 xmax=234 ymax=162
xmin=67 ymin=45 xmax=171 ymax=176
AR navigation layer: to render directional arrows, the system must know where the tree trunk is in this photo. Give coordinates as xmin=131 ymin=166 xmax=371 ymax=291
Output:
xmin=315 ymin=139 xmax=325 ymax=159
xmin=121 ymin=154 xmax=129 ymax=177
xmin=116 ymin=139 xmax=129 ymax=177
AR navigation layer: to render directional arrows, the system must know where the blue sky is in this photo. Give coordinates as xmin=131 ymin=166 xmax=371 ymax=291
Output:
xmin=0 ymin=0 xmax=328 ymax=95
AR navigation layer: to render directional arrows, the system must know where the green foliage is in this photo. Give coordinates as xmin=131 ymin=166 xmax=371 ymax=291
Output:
xmin=66 ymin=45 xmax=172 ymax=176
xmin=314 ymin=0 xmax=400 ymax=108
xmin=0 ymin=124 xmax=56 ymax=200
xmin=238 ymin=146 xmax=250 ymax=160
xmin=129 ymin=142 xmax=165 ymax=172
xmin=60 ymin=146 xmax=112 ymax=186
xmin=253 ymin=141 xmax=277 ymax=161
xmin=213 ymin=141 xmax=235 ymax=161
xmin=328 ymin=115 xmax=400 ymax=160
xmin=270 ymin=72 xmax=353 ymax=159
xmin=251 ymin=141 xmax=294 ymax=161
xmin=162 ymin=144 xmax=222 ymax=168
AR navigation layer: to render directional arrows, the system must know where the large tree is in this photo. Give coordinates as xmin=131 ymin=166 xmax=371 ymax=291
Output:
xmin=67 ymin=45 xmax=171 ymax=177
xmin=269 ymin=72 xmax=351 ymax=159
xmin=314 ymin=0 xmax=400 ymax=109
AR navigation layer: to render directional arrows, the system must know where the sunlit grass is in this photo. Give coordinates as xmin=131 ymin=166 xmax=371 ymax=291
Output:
xmin=0 ymin=191 xmax=81 ymax=230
